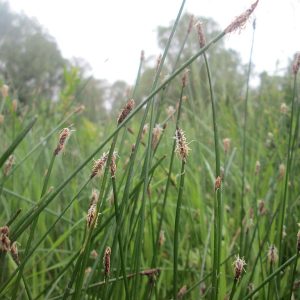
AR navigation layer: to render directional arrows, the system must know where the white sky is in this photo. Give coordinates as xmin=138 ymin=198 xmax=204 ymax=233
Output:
xmin=7 ymin=0 xmax=300 ymax=84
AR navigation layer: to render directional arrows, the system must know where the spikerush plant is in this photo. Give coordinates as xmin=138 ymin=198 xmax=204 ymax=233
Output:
xmin=1 ymin=1 xmax=300 ymax=299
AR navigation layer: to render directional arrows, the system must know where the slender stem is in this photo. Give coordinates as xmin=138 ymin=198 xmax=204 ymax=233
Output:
xmin=278 ymin=75 xmax=297 ymax=262
xmin=173 ymin=161 xmax=186 ymax=300
xmin=203 ymin=52 xmax=221 ymax=300
xmin=240 ymin=21 xmax=256 ymax=253
xmin=229 ymin=279 xmax=238 ymax=300
xmin=111 ymin=176 xmax=130 ymax=299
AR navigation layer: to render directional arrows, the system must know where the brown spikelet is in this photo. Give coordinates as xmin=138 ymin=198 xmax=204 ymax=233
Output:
xmin=90 ymin=249 xmax=98 ymax=259
xmin=86 ymin=204 xmax=97 ymax=228
xmin=233 ymin=255 xmax=246 ymax=280
xmin=12 ymin=99 xmax=18 ymax=112
xmin=152 ymin=124 xmax=163 ymax=150
xmin=54 ymin=128 xmax=72 ymax=155
xmin=175 ymin=127 xmax=190 ymax=162
xmin=74 ymin=105 xmax=85 ymax=113
xmin=255 ymin=160 xmax=261 ymax=175
xmin=177 ymin=285 xmax=187 ymax=299
xmin=267 ymin=245 xmax=278 ymax=264
xmin=3 ymin=155 xmax=15 ymax=176
xmin=158 ymin=230 xmax=165 ymax=247
xmin=117 ymin=99 xmax=135 ymax=125
xmin=215 ymin=176 xmax=222 ymax=191
xmin=1 ymin=84 xmax=9 ymax=98
xmin=225 ymin=0 xmax=259 ymax=34
xmin=110 ymin=151 xmax=118 ymax=178
xmin=297 ymin=230 xmax=300 ymax=252
xmin=181 ymin=69 xmax=189 ymax=87
xmin=11 ymin=242 xmax=20 ymax=264
xmin=293 ymin=53 xmax=300 ymax=75
xmin=0 ymin=228 xmax=11 ymax=252
xmin=0 ymin=226 xmax=9 ymax=235
xmin=223 ymin=138 xmax=231 ymax=154
xmin=187 ymin=15 xmax=194 ymax=34
xmin=0 ymin=114 xmax=4 ymax=125
xmin=90 ymin=152 xmax=108 ymax=178
xmin=196 ymin=22 xmax=206 ymax=48
xmin=279 ymin=163 xmax=285 ymax=180
xmin=140 ymin=268 xmax=160 ymax=277
xmin=258 ymin=200 xmax=266 ymax=215
xmin=89 ymin=189 xmax=99 ymax=207
xmin=103 ymin=246 xmax=111 ymax=277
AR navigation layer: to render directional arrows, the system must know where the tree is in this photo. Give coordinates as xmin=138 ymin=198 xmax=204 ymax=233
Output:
xmin=0 ymin=1 xmax=66 ymax=104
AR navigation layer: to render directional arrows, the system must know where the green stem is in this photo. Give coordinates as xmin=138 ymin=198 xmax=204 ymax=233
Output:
xmin=240 ymin=21 xmax=256 ymax=253
xmin=173 ymin=161 xmax=186 ymax=299
xmin=229 ymin=279 xmax=238 ymax=300
xmin=111 ymin=176 xmax=130 ymax=299
xmin=203 ymin=52 xmax=221 ymax=300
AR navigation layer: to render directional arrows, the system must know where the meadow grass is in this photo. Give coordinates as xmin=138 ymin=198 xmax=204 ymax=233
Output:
xmin=0 ymin=1 xmax=300 ymax=299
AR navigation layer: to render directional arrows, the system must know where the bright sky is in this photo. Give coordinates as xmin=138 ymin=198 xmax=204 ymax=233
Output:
xmin=7 ymin=0 xmax=300 ymax=84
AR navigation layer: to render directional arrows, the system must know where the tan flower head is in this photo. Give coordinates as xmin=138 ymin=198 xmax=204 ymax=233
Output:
xmin=225 ymin=0 xmax=259 ymax=34
xmin=233 ymin=255 xmax=246 ymax=280
xmin=175 ymin=127 xmax=190 ymax=162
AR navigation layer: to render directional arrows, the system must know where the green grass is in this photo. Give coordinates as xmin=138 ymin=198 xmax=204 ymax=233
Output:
xmin=0 ymin=1 xmax=300 ymax=299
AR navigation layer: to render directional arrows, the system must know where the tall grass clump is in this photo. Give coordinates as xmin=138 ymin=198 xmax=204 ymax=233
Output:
xmin=1 ymin=0 xmax=300 ymax=299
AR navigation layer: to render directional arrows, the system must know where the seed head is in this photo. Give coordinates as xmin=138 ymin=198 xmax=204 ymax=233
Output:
xmin=12 ymin=99 xmax=18 ymax=112
xmin=152 ymin=124 xmax=163 ymax=150
xmin=196 ymin=22 xmax=206 ymax=48
xmin=175 ymin=127 xmax=190 ymax=162
xmin=215 ymin=176 xmax=222 ymax=191
xmin=280 ymin=103 xmax=288 ymax=114
xmin=117 ymin=99 xmax=135 ymax=125
xmin=297 ymin=230 xmax=300 ymax=252
xmin=91 ymin=152 xmax=109 ymax=178
xmin=89 ymin=189 xmax=99 ymax=207
xmin=233 ymin=255 xmax=246 ymax=280
xmin=181 ymin=69 xmax=189 ymax=87
xmin=74 ymin=105 xmax=85 ymax=113
xmin=54 ymin=128 xmax=72 ymax=155
xmin=258 ymin=200 xmax=266 ymax=215
xmin=159 ymin=230 xmax=165 ymax=247
xmin=267 ymin=245 xmax=278 ymax=264
xmin=255 ymin=160 xmax=261 ymax=175
xmin=103 ymin=246 xmax=111 ymax=277
xmin=3 ymin=155 xmax=15 ymax=176
xmin=86 ymin=204 xmax=97 ymax=229
xmin=279 ymin=163 xmax=285 ymax=180
xmin=292 ymin=52 xmax=300 ymax=75
xmin=187 ymin=15 xmax=194 ymax=34
xmin=110 ymin=151 xmax=118 ymax=178
xmin=223 ymin=138 xmax=231 ymax=154
xmin=177 ymin=285 xmax=187 ymax=299
xmin=0 ymin=231 xmax=11 ymax=252
xmin=90 ymin=249 xmax=98 ymax=259
xmin=1 ymin=84 xmax=9 ymax=98
xmin=0 ymin=226 xmax=9 ymax=235
xmin=166 ymin=106 xmax=176 ymax=118
xmin=11 ymin=242 xmax=20 ymax=264
xmin=225 ymin=0 xmax=259 ymax=34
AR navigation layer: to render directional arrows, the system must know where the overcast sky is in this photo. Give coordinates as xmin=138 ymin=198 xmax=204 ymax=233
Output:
xmin=7 ymin=0 xmax=300 ymax=84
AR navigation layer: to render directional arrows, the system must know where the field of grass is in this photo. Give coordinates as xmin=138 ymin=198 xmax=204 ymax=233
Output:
xmin=0 ymin=1 xmax=300 ymax=299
